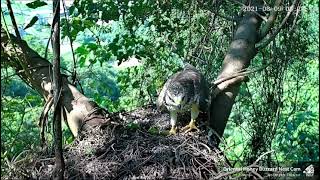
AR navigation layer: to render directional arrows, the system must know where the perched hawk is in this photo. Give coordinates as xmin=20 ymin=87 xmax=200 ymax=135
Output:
xmin=157 ymin=64 xmax=209 ymax=135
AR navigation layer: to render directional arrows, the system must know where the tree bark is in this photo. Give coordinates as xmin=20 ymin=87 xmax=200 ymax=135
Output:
xmin=1 ymin=27 xmax=109 ymax=138
xmin=209 ymin=1 xmax=264 ymax=142
xmin=52 ymin=0 xmax=64 ymax=179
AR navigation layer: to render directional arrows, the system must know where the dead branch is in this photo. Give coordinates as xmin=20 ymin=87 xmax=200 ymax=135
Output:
xmin=256 ymin=0 xmax=299 ymax=49
xmin=259 ymin=0 xmax=283 ymax=39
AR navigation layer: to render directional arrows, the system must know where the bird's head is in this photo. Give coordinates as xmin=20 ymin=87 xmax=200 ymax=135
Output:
xmin=164 ymin=89 xmax=188 ymax=110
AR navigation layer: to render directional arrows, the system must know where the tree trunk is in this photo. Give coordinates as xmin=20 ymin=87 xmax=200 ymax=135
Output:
xmin=209 ymin=1 xmax=264 ymax=142
xmin=1 ymin=27 xmax=109 ymax=138
xmin=52 ymin=0 xmax=64 ymax=179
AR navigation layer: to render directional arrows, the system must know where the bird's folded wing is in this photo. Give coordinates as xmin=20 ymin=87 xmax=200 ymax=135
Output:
xmin=157 ymin=77 xmax=173 ymax=109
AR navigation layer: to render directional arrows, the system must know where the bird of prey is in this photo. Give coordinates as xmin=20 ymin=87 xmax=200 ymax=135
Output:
xmin=157 ymin=64 xmax=209 ymax=135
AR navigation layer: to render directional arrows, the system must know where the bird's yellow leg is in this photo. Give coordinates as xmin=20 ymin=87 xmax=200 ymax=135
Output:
xmin=167 ymin=110 xmax=177 ymax=136
xmin=181 ymin=119 xmax=199 ymax=133
xmin=182 ymin=104 xmax=200 ymax=133
xmin=169 ymin=126 xmax=177 ymax=135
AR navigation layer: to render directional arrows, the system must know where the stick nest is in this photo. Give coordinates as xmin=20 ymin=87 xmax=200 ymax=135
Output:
xmin=4 ymin=106 xmax=231 ymax=179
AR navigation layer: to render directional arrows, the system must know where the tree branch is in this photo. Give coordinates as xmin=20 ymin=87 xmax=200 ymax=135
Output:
xmin=62 ymin=0 xmax=77 ymax=84
xmin=5 ymin=0 xmax=21 ymax=40
xmin=259 ymin=0 xmax=282 ymax=40
xmin=3 ymin=1 xmax=36 ymax=87
xmin=228 ymin=0 xmax=268 ymax=21
xmin=51 ymin=0 xmax=64 ymax=178
xmin=1 ymin=22 xmax=109 ymax=139
xmin=256 ymin=0 xmax=298 ymax=49
xmin=212 ymin=11 xmax=241 ymax=22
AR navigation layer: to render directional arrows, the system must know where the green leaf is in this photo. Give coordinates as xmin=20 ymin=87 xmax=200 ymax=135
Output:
xmin=24 ymin=16 xmax=39 ymax=30
xmin=148 ymin=127 xmax=159 ymax=135
xmin=79 ymin=56 xmax=86 ymax=67
xmin=26 ymin=0 xmax=47 ymax=9
xmin=132 ymin=81 xmax=139 ymax=88
xmin=86 ymin=43 xmax=98 ymax=50
xmin=126 ymin=122 xmax=139 ymax=130
xmin=69 ymin=6 xmax=75 ymax=15
xmin=75 ymin=46 xmax=88 ymax=55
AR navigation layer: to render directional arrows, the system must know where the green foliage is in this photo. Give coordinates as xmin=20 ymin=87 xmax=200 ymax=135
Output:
xmin=23 ymin=16 xmax=39 ymax=30
xmin=1 ymin=95 xmax=42 ymax=174
xmin=1 ymin=0 xmax=319 ymax=176
xmin=125 ymin=122 xmax=140 ymax=131
xmin=221 ymin=0 xmax=319 ymax=166
xmin=26 ymin=0 xmax=47 ymax=9
xmin=75 ymin=63 xmax=120 ymax=111
xmin=148 ymin=127 xmax=160 ymax=135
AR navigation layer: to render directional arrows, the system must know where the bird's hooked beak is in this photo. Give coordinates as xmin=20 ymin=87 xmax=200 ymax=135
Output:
xmin=174 ymin=96 xmax=185 ymax=109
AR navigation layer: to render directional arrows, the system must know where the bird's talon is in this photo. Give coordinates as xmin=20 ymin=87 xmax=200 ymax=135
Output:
xmin=167 ymin=127 xmax=177 ymax=136
xmin=181 ymin=120 xmax=199 ymax=133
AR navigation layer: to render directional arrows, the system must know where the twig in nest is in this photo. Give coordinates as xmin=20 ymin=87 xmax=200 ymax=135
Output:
xmin=39 ymin=95 xmax=53 ymax=146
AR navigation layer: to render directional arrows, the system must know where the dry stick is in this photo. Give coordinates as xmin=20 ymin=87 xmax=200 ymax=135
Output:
xmin=226 ymin=0 xmax=267 ymax=22
xmin=250 ymin=170 xmax=264 ymax=179
xmin=44 ymin=35 xmax=52 ymax=60
xmin=44 ymin=0 xmax=60 ymax=93
xmin=189 ymin=10 xmax=217 ymax=63
xmin=5 ymin=0 xmax=21 ymax=39
xmin=45 ymin=0 xmax=59 ymax=61
xmin=215 ymin=12 xmax=239 ymax=22
xmin=187 ymin=145 xmax=214 ymax=174
xmin=208 ymin=6 xmax=240 ymax=22
xmin=259 ymin=0 xmax=282 ymax=40
xmin=1 ymin=67 xmax=9 ymax=101
xmin=244 ymin=82 xmax=259 ymax=123
xmin=28 ymin=3 xmax=57 ymax=149
xmin=62 ymin=0 xmax=77 ymax=84
xmin=256 ymin=0 xmax=298 ymax=49
xmin=39 ymin=95 xmax=54 ymax=147
xmin=2 ymin=2 xmax=33 ymax=83
xmin=214 ymin=150 xmax=274 ymax=179
xmin=186 ymin=0 xmax=193 ymax=61
xmin=252 ymin=150 xmax=274 ymax=165
xmin=289 ymin=2 xmax=301 ymax=34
